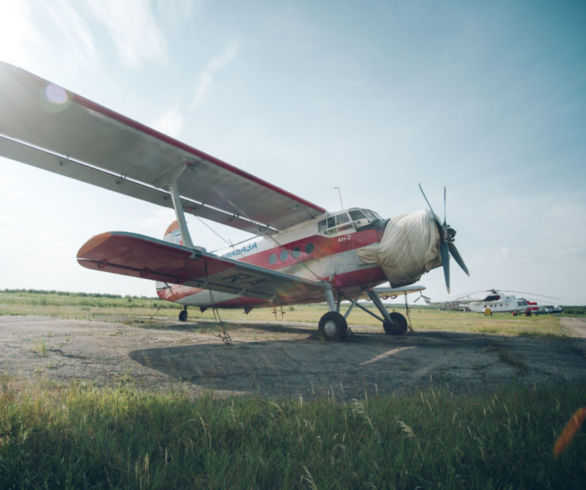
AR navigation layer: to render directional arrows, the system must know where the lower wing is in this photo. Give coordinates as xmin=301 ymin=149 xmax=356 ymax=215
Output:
xmin=77 ymin=232 xmax=326 ymax=302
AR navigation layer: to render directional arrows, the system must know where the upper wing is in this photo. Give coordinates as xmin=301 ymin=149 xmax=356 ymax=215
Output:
xmin=77 ymin=231 xmax=327 ymax=303
xmin=0 ymin=63 xmax=325 ymax=234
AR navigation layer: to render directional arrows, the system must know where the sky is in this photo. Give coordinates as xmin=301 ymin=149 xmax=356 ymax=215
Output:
xmin=0 ymin=0 xmax=585 ymax=305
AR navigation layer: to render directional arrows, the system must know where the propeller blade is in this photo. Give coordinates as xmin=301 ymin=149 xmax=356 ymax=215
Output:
xmin=448 ymin=242 xmax=470 ymax=276
xmin=418 ymin=183 xmax=441 ymax=226
xmin=440 ymin=241 xmax=450 ymax=293
xmin=443 ymin=186 xmax=447 ymax=226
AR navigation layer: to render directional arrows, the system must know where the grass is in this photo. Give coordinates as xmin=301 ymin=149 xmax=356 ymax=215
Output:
xmin=0 ymin=290 xmax=583 ymax=488
xmin=0 ymin=380 xmax=584 ymax=489
xmin=0 ymin=289 xmax=569 ymax=337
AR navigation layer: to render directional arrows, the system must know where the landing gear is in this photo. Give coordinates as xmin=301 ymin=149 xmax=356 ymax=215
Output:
xmin=383 ymin=312 xmax=408 ymax=335
xmin=178 ymin=307 xmax=188 ymax=322
xmin=317 ymin=287 xmax=411 ymax=341
xmin=365 ymin=288 xmax=409 ymax=336
xmin=318 ymin=311 xmax=348 ymax=341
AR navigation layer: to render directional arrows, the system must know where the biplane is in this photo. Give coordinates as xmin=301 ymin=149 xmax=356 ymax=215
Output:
xmin=0 ymin=62 xmax=469 ymax=341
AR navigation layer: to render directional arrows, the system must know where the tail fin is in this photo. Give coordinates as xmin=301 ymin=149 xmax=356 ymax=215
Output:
xmin=163 ymin=221 xmax=206 ymax=252
xmin=164 ymin=221 xmax=183 ymax=245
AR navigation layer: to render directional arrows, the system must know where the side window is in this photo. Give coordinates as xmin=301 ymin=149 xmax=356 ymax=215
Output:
xmin=350 ymin=210 xmax=366 ymax=221
xmin=318 ymin=219 xmax=327 ymax=232
xmin=336 ymin=213 xmax=350 ymax=225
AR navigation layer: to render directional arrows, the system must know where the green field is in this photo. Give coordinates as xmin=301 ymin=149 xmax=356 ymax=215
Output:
xmin=0 ymin=288 xmax=569 ymax=337
xmin=0 ymin=290 xmax=584 ymax=489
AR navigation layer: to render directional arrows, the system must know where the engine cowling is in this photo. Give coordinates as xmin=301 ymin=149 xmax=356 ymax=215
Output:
xmin=357 ymin=209 xmax=442 ymax=287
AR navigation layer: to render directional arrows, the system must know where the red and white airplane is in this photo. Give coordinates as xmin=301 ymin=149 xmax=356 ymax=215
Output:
xmin=0 ymin=63 xmax=469 ymax=340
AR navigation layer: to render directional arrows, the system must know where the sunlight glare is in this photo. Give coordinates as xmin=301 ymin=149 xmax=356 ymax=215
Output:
xmin=44 ymin=83 xmax=68 ymax=104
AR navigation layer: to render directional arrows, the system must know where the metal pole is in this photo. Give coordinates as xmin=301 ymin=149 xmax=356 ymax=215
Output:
xmin=333 ymin=186 xmax=344 ymax=209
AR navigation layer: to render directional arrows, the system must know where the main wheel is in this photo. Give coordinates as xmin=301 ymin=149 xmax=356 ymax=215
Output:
xmin=179 ymin=309 xmax=188 ymax=322
xmin=383 ymin=312 xmax=408 ymax=335
xmin=318 ymin=311 xmax=348 ymax=341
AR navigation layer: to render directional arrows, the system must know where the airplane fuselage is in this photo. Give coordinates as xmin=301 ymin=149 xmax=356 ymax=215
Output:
xmin=157 ymin=208 xmax=388 ymax=308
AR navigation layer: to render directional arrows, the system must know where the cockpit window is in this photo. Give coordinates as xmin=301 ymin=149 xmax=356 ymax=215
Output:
xmin=337 ymin=213 xmax=350 ymax=225
xmin=318 ymin=212 xmax=353 ymax=235
xmin=363 ymin=209 xmax=381 ymax=221
xmin=346 ymin=208 xmax=385 ymax=231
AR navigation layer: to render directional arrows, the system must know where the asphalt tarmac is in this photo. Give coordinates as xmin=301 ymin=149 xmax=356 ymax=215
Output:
xmin=1 ymin=315 xmax=584 ymax=399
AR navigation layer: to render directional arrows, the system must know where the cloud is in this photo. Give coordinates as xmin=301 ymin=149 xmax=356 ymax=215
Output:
xmin=86 ymin=0 xmax=167 ymax=68
xmin=42 ymin=0 xmax=99 ymax=69
xmin=151 ymin=108 xmax=183 ymax=138
xmin=0 ymin=0 xmax=40 ymax=64
xmin=191 ymin=42 xmax=239 ymax=109
xmin=153 ymin=0 xmax=198 ymax=27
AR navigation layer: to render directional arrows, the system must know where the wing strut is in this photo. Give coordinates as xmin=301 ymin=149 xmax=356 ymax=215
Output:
xmin=167 ymin=164 xmax=194 ymax=249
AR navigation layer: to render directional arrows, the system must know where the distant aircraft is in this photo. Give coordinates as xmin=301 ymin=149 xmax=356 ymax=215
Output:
xmin=420 ymin=289 xmax=562 ymax=315
xmin=0 ymin=63 xmax=469 ymax=341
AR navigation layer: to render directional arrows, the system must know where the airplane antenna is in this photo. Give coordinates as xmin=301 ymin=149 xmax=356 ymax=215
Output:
xmin=333 ymin=186 xmax=344 ymax=209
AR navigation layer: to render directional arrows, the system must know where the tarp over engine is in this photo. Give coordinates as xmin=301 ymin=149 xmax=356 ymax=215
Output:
xmin=358 ymin=209 xmax=442 ymax=287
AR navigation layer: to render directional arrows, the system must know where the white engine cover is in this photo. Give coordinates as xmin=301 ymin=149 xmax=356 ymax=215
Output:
xmin=358 ymin=209 xmax=442 ymax=287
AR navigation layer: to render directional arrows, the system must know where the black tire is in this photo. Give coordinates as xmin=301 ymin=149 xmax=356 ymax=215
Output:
xmin=318 ymin=311 xmax=348 ymax=341
xmin=383 ymin=312 xmax=407 ymax=335
xmin=179 ymin=309 xmax=188 ymax=322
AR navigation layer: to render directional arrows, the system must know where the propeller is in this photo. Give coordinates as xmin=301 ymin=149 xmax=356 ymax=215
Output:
xmin=418 ymin=184 xmax=469 ymax=293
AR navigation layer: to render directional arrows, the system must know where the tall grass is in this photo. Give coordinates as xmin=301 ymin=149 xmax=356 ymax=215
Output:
xmin=0 ymin=380 xmax=583 ymax=488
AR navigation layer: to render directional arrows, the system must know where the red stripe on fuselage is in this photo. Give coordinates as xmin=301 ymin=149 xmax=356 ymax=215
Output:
xmin=237 ymin=228 xmax=381 ymax=270
xmin=157 ymin=227 xmax=386 ymax=305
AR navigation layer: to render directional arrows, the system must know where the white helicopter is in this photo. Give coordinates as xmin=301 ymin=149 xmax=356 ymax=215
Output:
xmin=420 ymin=289 xmax=561 ymax=315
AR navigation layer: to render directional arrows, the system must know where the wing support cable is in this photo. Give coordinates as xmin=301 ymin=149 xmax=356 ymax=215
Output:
xmin=204 ymin=262 xmax=232 ymax=345
xmin=196 ymin=216 xmax=233 ymax=247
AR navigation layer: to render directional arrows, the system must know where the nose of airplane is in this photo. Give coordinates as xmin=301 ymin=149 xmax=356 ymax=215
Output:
xmin=358 ymin=185 xmax=469 ymax=291
xmin=357 ymin=209 xmax=443 ymax=287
